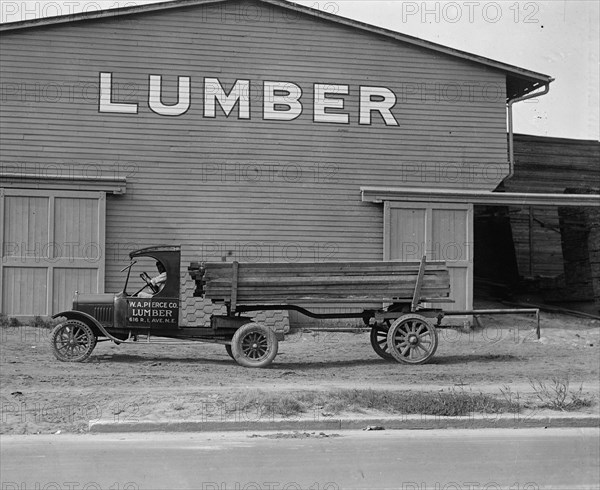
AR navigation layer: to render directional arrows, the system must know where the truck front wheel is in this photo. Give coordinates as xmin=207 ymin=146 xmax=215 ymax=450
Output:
xmin=50 ymin=320 xmax=97 ymax=362
xmin=230 ymin=323 xmax=278 ymax=368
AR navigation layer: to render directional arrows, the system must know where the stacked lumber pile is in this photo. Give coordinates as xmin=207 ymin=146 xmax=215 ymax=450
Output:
xmin=506 ymin=134 xmax=600 ymax=280
xmin=559 ymin=191 xmax=600 ymax=306
xmin=189 ymin=260 xmax=450 ymax=305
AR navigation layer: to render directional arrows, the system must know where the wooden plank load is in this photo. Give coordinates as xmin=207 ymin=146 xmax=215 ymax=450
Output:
xmin=188 ymin=260 xmax=450 ymax=306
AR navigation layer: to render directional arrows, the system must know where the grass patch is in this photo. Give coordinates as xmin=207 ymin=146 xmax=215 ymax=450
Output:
xmin=325 ymin=388 xmax=514 ymax=417
xmin=0 ymin=315 xmax=58 ymax=329
xmin=529 ymin=377 xmax=593 ymax=411
xmin=226 ymin=388 xmax=518 ymax=418
xmin=0 ymin=314 xmax=22 ymax=328
xmin=28 ymin=316 xmax=59 ymax=329
xmin=227 ymin=391 xmax=319 ymax=418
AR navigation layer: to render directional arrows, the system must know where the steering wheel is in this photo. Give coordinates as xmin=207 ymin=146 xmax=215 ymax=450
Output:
xmin=140 ymin=272 xmax=159 ymax=294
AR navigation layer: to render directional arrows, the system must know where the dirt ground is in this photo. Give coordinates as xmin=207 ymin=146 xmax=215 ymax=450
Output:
xmin=1 ymin=305 xmax=599 ymax=434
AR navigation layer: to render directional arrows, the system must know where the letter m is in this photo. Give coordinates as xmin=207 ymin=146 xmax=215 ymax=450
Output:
xmin=204 ymin=78 xmax=250 ymax=119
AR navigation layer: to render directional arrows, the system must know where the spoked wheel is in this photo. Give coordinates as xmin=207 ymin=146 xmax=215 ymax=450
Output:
xmin=369 ymin=321 xmax=394 ymax=361
xmin=50 ymin=320 xmax=97 ymax=362
xmin=230 ymin=323 xmax=278 ymax=368
xmin=387 ymin=314 xmax=438 ymax=365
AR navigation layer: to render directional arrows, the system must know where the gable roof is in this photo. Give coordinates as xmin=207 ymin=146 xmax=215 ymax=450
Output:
xmin=0 ymin=0 xmax=553 ymax=99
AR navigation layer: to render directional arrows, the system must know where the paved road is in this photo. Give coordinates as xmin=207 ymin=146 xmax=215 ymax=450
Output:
xmin=1 ymin=429 xmax=598 ymax=490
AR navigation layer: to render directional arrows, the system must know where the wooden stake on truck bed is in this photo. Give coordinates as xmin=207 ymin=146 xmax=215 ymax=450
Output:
xmin=411 ymin=256 xmax=427 ymax=312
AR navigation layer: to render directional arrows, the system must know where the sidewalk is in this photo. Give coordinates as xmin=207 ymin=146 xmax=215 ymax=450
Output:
xmin=89 ymin=412 xmax=600 ymax=433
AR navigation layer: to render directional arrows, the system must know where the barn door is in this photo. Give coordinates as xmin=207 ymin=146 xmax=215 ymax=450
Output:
xmin=384 ymin=201 xmax=473 ymax=321
xmin=0 ymin=189 xmax=105 ymax=317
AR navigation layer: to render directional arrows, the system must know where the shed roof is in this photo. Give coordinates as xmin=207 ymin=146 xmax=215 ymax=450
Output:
xmin=0 ymin=0 xmax=553 ymax=99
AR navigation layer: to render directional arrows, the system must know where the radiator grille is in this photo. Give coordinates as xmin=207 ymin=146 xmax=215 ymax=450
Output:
xmin=94 ymin=306 xmax=113 ymax=323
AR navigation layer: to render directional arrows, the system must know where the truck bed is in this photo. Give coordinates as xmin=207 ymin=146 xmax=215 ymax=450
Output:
xmin=189 ymin=260 xmax=450 ymax=306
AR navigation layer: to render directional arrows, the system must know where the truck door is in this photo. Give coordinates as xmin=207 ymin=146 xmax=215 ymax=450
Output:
xmin=126 ymin=297 xmax=179 ymax=328
xmin=124 ymin=247 xmax=182 ymax=329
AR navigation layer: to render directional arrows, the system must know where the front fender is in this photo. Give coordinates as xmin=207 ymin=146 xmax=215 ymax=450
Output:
xmin=52 ymin=310 xmax=117 ymax=341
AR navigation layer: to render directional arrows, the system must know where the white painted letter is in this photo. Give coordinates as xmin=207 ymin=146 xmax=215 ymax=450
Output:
xmin=263 ymin=81 xmax=302 ymax=121
xmin=359 ymin=86 xmax=399 ymax=126
xmin=314 ymin=84 xmax=349 ymax=124
xmin=204 ymin=78 xmax=250 ymax=119
xmin=149 ymin=75 xmax=190 ymax=116
xmin=99 ymin=72 xmax=138 ymax=114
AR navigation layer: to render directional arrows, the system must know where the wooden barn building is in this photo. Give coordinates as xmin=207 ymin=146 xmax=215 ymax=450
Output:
xmin=1 ymin=0 xmax=598 ymax=324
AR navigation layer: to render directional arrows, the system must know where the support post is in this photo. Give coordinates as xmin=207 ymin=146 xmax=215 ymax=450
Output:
xmin=230 ymin=261 xmax=239 ymax=314
xmin=528 ymin=206 xmax=534 ymax=276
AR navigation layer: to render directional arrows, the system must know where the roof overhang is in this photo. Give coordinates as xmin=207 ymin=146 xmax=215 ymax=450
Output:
xmin=130 ymin=245 xmax=181 ymax=259
xmin=361 ymin=186 xmax=600 ymax=207
xmin=0 ymin=172 xmax=127 ymax=195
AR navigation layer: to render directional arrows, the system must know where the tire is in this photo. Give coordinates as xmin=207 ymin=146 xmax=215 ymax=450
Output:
xmin=230 ymin=323 xmax=278 ymax=368
xmin=386 ymin=314 xmax=438 ymax=365
xmin=50 ymin=320 xmax=97 ymax=362
xmin=225 ymin=344 xmax=235 ymax=360
xmin=369 ymin=321 xmax=395 ymax=361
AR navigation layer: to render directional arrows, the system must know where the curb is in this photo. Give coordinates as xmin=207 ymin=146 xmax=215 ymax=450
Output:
xmin=89 ymin=415 xmax=600 ymax=433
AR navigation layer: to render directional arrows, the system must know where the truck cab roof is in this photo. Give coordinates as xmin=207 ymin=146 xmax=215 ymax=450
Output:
xmin=129 ymin=245 xmax=181 ymax=298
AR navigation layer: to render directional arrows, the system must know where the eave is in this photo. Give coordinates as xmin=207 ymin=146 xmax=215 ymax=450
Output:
xmin=360 ymin=186 xmax=600 ymax=207
xmin=0 ymin=172 xmax=127 ymax=195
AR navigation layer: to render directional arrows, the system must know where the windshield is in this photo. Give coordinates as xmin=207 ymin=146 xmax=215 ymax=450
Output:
xmin=124 ymin=256 xmax=167 ymax=297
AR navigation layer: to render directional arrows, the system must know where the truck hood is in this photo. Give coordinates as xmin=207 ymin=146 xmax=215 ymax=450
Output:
xmin=75 ymin=293 xmax=115 ymax=305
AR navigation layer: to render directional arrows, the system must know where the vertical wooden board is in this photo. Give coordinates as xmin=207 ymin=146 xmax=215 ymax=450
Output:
xmin=509 ymin=206 xmax=564 ymax=278
xmin=3 ymin=196 xmax=49 ymax=257
xmin=2 ymin=267 xmax=48 ymax=315
xmin=430 ymin=209 xmax=468 ymax=262
xmin=388 ymin=208 xmax=426 ymax=261
xmin=446 ymin=262 xmax=469 ymax=311
xmin=52 ymin=268 xmax=98 ymax=314
xmin=54 ymin=197 xmax=100 ymax=259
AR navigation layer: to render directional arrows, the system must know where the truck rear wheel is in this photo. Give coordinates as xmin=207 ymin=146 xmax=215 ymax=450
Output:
xmin=369 ymin=321 xmax=395 ymax=361
xmin=230 ymin=323 xmax=278 ymax=368
xmin=50 ymin=320 xmax=97 ymax=362
xmin=386 ymin=314 xmax=438 ymax=365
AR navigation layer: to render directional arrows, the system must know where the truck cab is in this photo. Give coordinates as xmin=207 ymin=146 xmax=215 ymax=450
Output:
xmin=55 ymin=245 xmax=182 ymax=342
xmin=120 ymin=245 xmax=181 ymax=330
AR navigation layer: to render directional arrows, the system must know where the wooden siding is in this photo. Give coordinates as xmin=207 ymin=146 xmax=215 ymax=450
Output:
xmin=1 ymin=0 xmax=509 ymax=301
xmin=505 ymin=134 xmax=600 ymax=278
